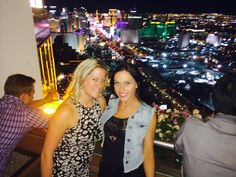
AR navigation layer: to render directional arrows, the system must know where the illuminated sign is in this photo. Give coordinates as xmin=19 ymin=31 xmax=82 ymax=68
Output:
xmin=150 ymin=21 xmax=175 ymax=25
xmin=30 ymin=0 xmax=43 ymax=8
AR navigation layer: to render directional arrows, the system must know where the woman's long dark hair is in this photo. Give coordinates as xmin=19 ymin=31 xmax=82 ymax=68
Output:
xmin=110 ymin=62 xmax=145 ymax=103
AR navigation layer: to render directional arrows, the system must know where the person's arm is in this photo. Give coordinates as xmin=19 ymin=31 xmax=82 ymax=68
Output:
xmin=173 ymin=119 xmax=187 ymax=155
xmin=26 ymin=106 xmax=49 ymax=129
xmin=143 ymin=112 xmax=157 ymax=177
xmin=30 ymin=90 xmax=58 ymax=108
xmin=41 ymin=101 xmax=77 ymax=177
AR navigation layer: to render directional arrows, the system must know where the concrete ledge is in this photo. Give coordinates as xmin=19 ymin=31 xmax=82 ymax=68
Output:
xmin=17 ymin=128 xmax=46 ymax=154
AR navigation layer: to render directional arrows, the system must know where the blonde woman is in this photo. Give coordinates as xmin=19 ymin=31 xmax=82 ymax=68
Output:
xmin=41 ymin=59 xmax=107 ymax=177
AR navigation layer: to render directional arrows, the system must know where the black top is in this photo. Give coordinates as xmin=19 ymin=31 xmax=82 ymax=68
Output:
xmin=99 ymin=116 xmax=145 ymax=177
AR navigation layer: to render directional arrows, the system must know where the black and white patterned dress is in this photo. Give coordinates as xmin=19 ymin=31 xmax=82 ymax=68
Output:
xmin=53 ymin=99 xmax=102 ymax=177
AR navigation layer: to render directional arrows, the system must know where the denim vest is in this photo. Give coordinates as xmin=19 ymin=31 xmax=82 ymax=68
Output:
xmin=100 ymin=98 xmax=155 ymax=173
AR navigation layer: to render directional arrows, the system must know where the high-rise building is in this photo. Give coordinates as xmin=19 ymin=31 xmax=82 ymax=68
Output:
xmin=120 ymin=29 xmax=139 ymax=44
xmin=127 ymin=10 xmax=142 ymax=29
xmin=103 ymin=14 xmax=112 ymax=27
xmin=206 ymin=33 xmax=221 ymax=47
xmin=139 ymin=21 xmax=176 ymax=38
xmin=178 ymin=32 xmax=191 ymax=48
xmin=73 ymin=29 xmax=85 ymax=53
xmin=95 ymin=10 xmax=100 ymax=23
xmin=109 ymin=9 xmax=118 ymax=27
xmin=60 ymin=7 xmax=69 ymax=32
xmin=77 ymin=7 xmax=88 ymax=29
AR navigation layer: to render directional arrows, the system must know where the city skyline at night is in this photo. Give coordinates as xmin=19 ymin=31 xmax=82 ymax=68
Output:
xmin=1 ymin=1 xmax=236 ymax=176
xmin=45 ymin=0 xmax=236 ymax=14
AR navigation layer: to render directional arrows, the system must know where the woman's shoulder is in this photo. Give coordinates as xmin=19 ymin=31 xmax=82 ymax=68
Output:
xmin=50 ymin=99 xmax=79 ymax=128
xmin=54 ymin=99 xmax=77 ymax=118
xmin=135 ymin=102 xmax=155 ymax=122
xmin=140 ymin=102 xmax=154 ymax=112
xmin=60 ymin=98 xmax=75 ymax=108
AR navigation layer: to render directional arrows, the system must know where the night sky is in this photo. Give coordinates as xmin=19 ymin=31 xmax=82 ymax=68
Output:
xmin=44 ymin=0 xmax=235 ymax=14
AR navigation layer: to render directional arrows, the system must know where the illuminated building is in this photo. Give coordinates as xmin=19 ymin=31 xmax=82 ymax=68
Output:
xmin=117 ymin=10 xmax=122 ymax=21
xmin=206 ymin=33 xmax=221 ymax=47
xmin=60 ymin=7 xmax=69 ymax=32
xmin=178 ymin=31 xmax=191 ymax=48
xmin=103 ymin=14 xmax=112 ymax=27
xmin=109 ymin=9 xmax=118 ymax=27
xmin=102 ymin=9 xmax=118 ymax=28
xmin=115 ymin=21 xmax=128 ymax=36
xmin=96 ymin=10 xmax=100 ymax=23
xmin=71 ymin=8 xmax=79 ymax=31
xmin=110 ymin=26 xmax=115 ymax=37
xmin=77 ymin=7 xmax=88 ymax=29
xmin=48 ymin=18 xmax=60 ymax=32
xmin=139 ymin=21 xmax=176 ymax=38
xmin=115 ymin=21 xmax=128 ymax=29
xmin=47 ymin=5 xmax=57 ymax=18
xmin=75 ymin=29 xmax=85 ymax=53
xmin=120 ymin=29 xmax=139 ymax=44
xmin=30 ymin=0 xmax=43 ymax=8
xmin=127 ymin=10 xmax=142 ymax=29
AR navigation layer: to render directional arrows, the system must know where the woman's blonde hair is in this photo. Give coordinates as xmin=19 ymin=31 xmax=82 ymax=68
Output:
xmin=65 ymin=59 xmax=107 ymax=101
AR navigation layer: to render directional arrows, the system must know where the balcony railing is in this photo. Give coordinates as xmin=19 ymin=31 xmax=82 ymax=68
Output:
xmin=154 ymin=140 xmax=174 ymax=150
xmin=8 ymin=130 xmax=181 ymax=177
